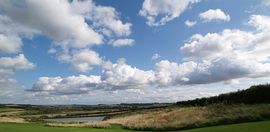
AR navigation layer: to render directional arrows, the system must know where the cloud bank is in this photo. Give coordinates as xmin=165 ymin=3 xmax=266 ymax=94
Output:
xmin=31 ymin=15 xmax=270 ymax=95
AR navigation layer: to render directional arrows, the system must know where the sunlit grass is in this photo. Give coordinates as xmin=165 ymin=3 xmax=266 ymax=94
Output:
xmin=46 ymin=121 xmax=111 ymax=129
xmin=106 ymin=104 xmax=270 ymax=130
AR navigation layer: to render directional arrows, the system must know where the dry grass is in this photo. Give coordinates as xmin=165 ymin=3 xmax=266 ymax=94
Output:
xmin=0 ymin=117 xmax=27 ymax=123
xmin=0 ymin=111 xmax=25 ymax=117
xmin=105 ymin=104 xmax=270 ymax=130
xmin=46 ymin=122 xmax=111 ymax=129
xmin=105 ymin=107 xmax=208 ymax=130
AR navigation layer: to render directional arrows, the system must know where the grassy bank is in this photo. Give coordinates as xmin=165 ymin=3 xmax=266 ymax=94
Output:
xmin=106 ymin=104 xmax=270 ymax=131
xmin=46 ymin=122 xmax=111 ymax=129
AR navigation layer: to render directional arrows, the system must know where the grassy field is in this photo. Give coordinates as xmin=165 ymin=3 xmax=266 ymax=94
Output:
xmin=182 ymin=121 xmax=270 ymax=132
xmin=1 ymin=121 xmax=270 ymax=132
xmin=1 ymin=104 xmax=270 ymax=131
xmin=0 ymin=123 xmax=133 ymax=132
xmin=1 ymin=85 xmax=270 ymax=131
xmin=106 ymin=104 xmax=270 ymax=130
xmin=0 ymin=108 xmax=23 ymax=113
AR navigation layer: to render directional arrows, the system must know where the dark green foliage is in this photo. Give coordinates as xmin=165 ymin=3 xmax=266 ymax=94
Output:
xmin=176 ymin=84 xmax=270 ymax=106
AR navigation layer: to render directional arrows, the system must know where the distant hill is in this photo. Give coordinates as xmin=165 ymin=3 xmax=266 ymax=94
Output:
xmin=176 ymin=84 xmax=270 ymax=106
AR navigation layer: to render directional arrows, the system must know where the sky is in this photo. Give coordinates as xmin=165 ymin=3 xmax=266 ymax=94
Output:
xmin=0 ymin=0 xmax=270 ymax=104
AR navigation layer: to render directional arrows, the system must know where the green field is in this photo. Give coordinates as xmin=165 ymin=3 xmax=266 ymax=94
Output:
xmin=1 ymin=121 xmax=270 ymax=132
xmin=1 ymin=85 xmax=270 ymax=131
xmin=0 ymin=123 xmax=133 ymax=132
xmin=0 ymin=108 xmax=22 ymax=113
xmin=182 ymin=121 xmax=270 ymax=132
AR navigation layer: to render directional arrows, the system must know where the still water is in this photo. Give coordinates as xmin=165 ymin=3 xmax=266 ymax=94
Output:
xmin=44 ymin=116 xmax=105 ymax=122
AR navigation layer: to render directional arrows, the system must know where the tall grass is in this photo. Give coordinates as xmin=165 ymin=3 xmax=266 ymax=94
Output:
xmin=46 ymin=121 xmax=111 ymax=129
xmin=105 ymin=104 xmax=270 ymax=131
xmin=0 ymin=117 xmax=27 ymax=123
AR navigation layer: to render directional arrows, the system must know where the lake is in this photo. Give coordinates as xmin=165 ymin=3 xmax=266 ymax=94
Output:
xmin=44 ymin=116 xmax=105 ymax=123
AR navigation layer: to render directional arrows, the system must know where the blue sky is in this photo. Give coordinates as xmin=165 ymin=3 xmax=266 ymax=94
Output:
xmin=0 ymin=0 xmax=270 ymax=104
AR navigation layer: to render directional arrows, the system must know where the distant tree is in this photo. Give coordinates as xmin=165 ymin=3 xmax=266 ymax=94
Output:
xmin=176 ymin=84 xmax=270 ymax=106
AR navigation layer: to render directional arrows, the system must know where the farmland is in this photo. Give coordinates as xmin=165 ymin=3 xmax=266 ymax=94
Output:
xmin=1 ymin=84 xmax=270 ymax=131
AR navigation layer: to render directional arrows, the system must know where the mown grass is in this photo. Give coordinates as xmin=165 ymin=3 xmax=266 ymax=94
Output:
xmin=181 ymin=121 xmax=270 ymax=132
xmin=106 ymin=104 xmax=270 ymax=131
xmin=0 ymin=123 xmax=133 ymax=132
xmin=1 ymin=121 xmax=270 ymax=132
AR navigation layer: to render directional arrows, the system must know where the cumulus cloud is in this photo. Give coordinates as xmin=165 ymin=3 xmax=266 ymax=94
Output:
xmin=32 ymin=75 xmax=101 ymax=95
xmin=180 ymin=29 xmax=254 ymax=60
xmin=249 ymin=15 xmax=270 ymax=31
xmin=199 ymin=9 xmax=230 ymax=22
xmin=185 ymin=20 xmax=197 ymax=27
xmin=110 ymin=39 xmax=134 ymax=47
xmin=0 ymin=35 xmax=22 ymax=54
xmin=0 ymin=14 xmax=38 ymax=54
xmin=0 ymin=54 xmax=35 ymax=78
xmin=139 ymin=0 xmax=200 ymax=26
xmin=32 ymin=59 xmax=156 ymax=94
xmin=0 ymin=79 xmax=28 ymax=103
xmin=58 ymin=49 xmax=102 ymax=73
xmin=180 ymin=15 xmax=270 ymax=84
xmin=186 ymin=59 xmax=253 ymax=84
xmin=101 ymin=59 xmax=156 ymax=90
xmin=31 ymin=59 xmax=196 ymax=95
xmin=31 ymin=14 xmax=270 ymax=95
xmin=0 ymin=0 xmax=133 ymax=72
xmin=70 ymin=0 xmax=132 ymax=38
xmin=154 ymin=60 xmax=195 ymax=85
xmin=0 ymin=0 xmax=103 ymax=49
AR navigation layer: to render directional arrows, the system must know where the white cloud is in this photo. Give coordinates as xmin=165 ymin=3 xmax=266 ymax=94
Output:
xmin=185 ymin=20 xmax=197 ymax=27
xmin=30 ymin=59 xmax=194 ymax=95
xmin=180 ymin=29 xmax=254 ymax=60
xmin=32 ymin=75 xmax=101 ymax=95
xmin=4 ymin=76 xmax=270 ymax=104
xmin=199 ymin=9 xmax=230 ymax=22
xmin=32 ymin=59 xmax=156 ymax=95
xmin=186 ymin=58 xmax=253 ymax=84
xmin=0 ymin=0 xmax=103 ymax=49
xmin=154 ymin=60 xmax=195 ymax=85
xmin=249 ymin=15 xmax=270 ymax=31
xmin=29 ymin=14 xmax=270 ymax=97
xmin=0 ymin=0 xmax=133 ymax=72
xmin=180 ymin=15 xmax=270 ymax=84
xmin=139 ymin=0 xmax=200 ymax=26
xmin=111 ymin=39 xmax=134 ymax=47
xmin=58 ymin=49 xmax=102 ymax=73
xmin=0 ymin=35 xmax=22 ymax=54
xmin=0 ymin=14 xmax=38 ymax=54
xmin=101 ymin=59 xmax=156 ymax=90
xmin=0 ymin=79 xmax=29 ymax=103
xmin=0 ymin=54 xmax=35 ymax=78
xmin=151 ymin=53 xmax=161 ymax=60
xmin=70 ymin=0 xmax=132 ymax=38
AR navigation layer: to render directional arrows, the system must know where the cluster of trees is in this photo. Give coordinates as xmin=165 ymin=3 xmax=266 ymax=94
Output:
xmin=176 ymin=84 xmax=270 ymax=106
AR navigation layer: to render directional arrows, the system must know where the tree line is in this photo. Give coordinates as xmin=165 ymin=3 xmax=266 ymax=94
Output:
xmin=176 ymin=84 xmax=270 ymax=106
